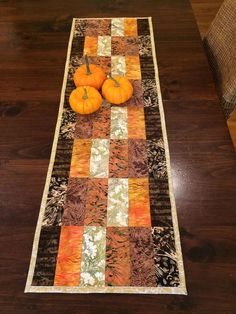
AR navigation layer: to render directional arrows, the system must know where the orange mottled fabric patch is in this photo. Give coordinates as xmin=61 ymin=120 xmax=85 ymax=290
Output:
xmin=70 ymin=139 xmax=91 ymax=177
xmin=83 ymin=36 xmax=98 ymax=56
xmin=129 ymin=178 xmax=151 ymax=227
xmin=54 ymin=226 xmax=83 ymax=286
xmin=128 ymin=106 xmax=146 ymax=139
xmin=125 ymin=56 xmax=141 ymax=79
xmin=124 ymin=18 xmax=138 ymax=36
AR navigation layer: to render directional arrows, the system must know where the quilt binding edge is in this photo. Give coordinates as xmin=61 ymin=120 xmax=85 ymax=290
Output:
xmin=25 ymin=16 xmax=187 ymax=295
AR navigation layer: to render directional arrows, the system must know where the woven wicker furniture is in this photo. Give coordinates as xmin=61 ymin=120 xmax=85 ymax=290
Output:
xmin=203 ymin=0 xmax=236 ymax=119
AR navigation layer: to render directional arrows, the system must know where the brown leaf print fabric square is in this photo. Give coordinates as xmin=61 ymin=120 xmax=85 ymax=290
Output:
xmin=89 ymin=56 xmax=111 ymax=75
xmin=129 ymin=227 xmax=156 ymax=286
xmin=111 ymin=36 xmax=125 ymax=55
xmin=84 ymin=179 xmax=108 ymax=226
xmin=105 ymin=227 xmax=131 ymax=286
xmin=75 ymin=115 xmax=93 ymax=139
xmin=85 ymin=20 xmax=100 ymax=36
xmin=92 ymin=102 xmax=111 ymax=138
xmin=109 ymin=139 xmax=128 ymax=178
xmin=98 ymin=19 xmax=111 ymax=36
xmin=125 ymin=37 xmax=139 ymax=55
xmin=125 ymin=80 xmax=144 ymax=107
xmin=128 ymin=139 xmax=148 ymax=177
xmin=62 ymin=178 xmax=88 ymax=226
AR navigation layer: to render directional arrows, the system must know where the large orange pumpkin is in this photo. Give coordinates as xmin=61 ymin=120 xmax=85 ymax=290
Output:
xmin=69 ymin=86 xmax=103 ymax=114
xmin=73 ymin=54 xmax=106 ymax=90
xmin=102 ymin=76 xmax=133 ymax=105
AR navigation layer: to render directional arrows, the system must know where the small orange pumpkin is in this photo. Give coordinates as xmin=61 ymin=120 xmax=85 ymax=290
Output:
xmin=69 ymin=86 xmax=103 ymax=114
xmin=73 ymin=54 xmax=106 ymax=90
xmin=102 ymin=75 xmax=133 ymax=105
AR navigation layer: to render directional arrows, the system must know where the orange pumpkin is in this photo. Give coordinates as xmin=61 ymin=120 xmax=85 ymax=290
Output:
xmin=73 ymin=54 xmax=106 ymax=90
xmin=69 ymin=86 xmax=103 ymax=114
xmin=102 ymin=76 xmax=133 ymax=105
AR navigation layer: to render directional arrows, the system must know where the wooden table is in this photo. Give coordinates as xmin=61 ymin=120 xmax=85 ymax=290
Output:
xmin=0 ymin=0 xmax=236 ymax=313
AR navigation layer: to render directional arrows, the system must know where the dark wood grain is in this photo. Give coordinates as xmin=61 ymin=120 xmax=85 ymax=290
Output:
xmin=190 ymin=0 xmax=223 ymax=38
xmin=0 ymin=0 xmax=236 ymax=313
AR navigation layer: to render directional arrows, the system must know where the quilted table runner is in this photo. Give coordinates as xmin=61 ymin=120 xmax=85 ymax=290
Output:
xmin=25 ymin=17 xmax=186 ymax=294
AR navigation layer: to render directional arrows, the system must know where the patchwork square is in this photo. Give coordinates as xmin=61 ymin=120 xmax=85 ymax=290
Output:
xmin=59 ymin=107 xmax=76 ymax=140
xmin=128 ymin=106 xmax=146 ymax=139
xmin=97 ymin=36 xmax=111 ymax=56
xmin=124 ymin=18 xmax=138 ymax=36
xmin=138 ymin=35 xmax=152 ymax=56
xmin=80 ymin=226 xmax=106 ymax=286
xmin=70 ymin=139 xmax=91 ymax=177
xmin=90 ymin=139 xmax=110 ymax=178
xmin=142 ymin=79 xmax=159 ymax=107
xmin=83 ymin=36 xmax=98 ymax=56
xmin=107 ymin=178 xmax=129 ymax=227
xmin=84 ymin=179 xmax=108 ymax=226
xmin=111 ymin=36 xmax=125 ymax=55
xmin=52 ymin=139 xmax=74 ymax=177
xmin=125 ymin=37 xmax=139 ymax=56
xmin=140 ymin=56 xmax=155 ymax=79
xmin=109 ymin=139 xmax=129 ymax=178
xmin=126 ymin=56 xmax=141 ymax=79
xmin=98 ymin=19 xmax=111 ymax=36
xmin=62 ymin=178 xmax=88 ymax=226
xmin=71 ymin=36 xmax=85 ymax=57
xmin=152 ymin=227 xmax=180 ymax=286
xmin=74 ymin=19 xmax=86 ymax=37
xmin=149 ymin=177 xmax=173 ymax=227
xmin=111 ymin=18 xmax=124 ymax=36
xmin=128 ymin=139 xmax=148 ymax=177
xmin=54 ymin=226 xmax=84 ymax=286
xmin=88 ymin=56 xmax=111 ymax=74
xmin=111 ymin=56 xmax=126 ymax=76
xmin=42 ymin=176 xmax=68 ymax=227
xmin=85 ymin=20 xmax=100 ymax=36
xmin=125 ymin=80 xmax=144 ymax=107
xmin=137 ymin=19 xmax=150 ymax=36
xmin=110 ymin=106 xmax=128 ymax=139
xmin=105 ymin=227 xmax=130 ymax=286
xmin=128 ymin=178 xmax=151 ymax=227
xmin=147 ymin=138 xmax=167 ymax=179
xmin=144 ymin=107 xmax=162 ymax=139
xmin=32 ymin=227 xmax=61 ymax=286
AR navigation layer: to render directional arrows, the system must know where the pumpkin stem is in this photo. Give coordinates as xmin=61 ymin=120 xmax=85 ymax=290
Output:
xmin=108 ymin=74 xmax=120 ymax=87
xmin=82 ymin=87 xmax=89 ymax=100
xmin=84 ymin=54 xmax=91 ymax=75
